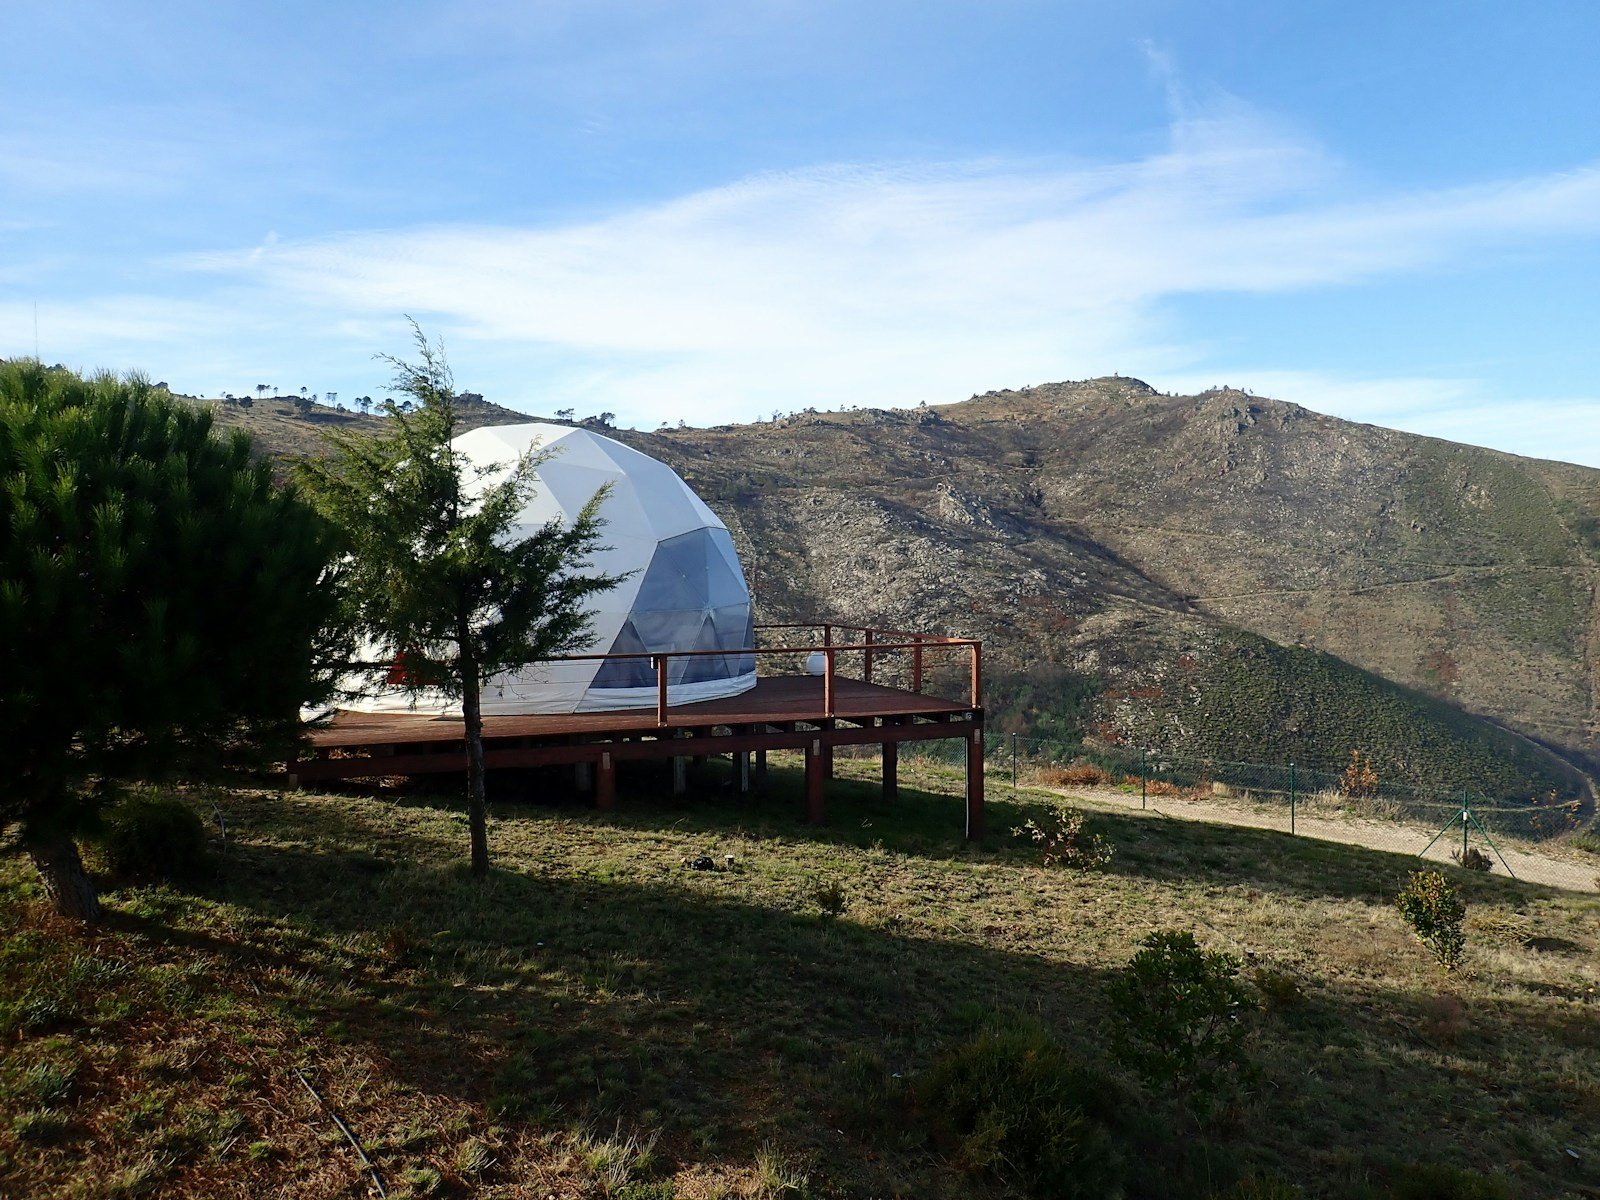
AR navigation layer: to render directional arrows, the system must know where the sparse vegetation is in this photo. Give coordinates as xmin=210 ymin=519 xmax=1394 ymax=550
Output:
xmin=2 ymin=755 xmax=1594 ymax=1197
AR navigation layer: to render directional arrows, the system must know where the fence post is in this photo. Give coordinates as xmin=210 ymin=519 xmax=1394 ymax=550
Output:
xmin=1289 ymin=761 xmax=1296 ymax=835
xmin=1462 ymin=789 xmax=1470 ymax=862
xmin=1140 ymin=747 xmax=1147 ymax=811
xmin=1011 ymin=733 xmax=1018 ymax=792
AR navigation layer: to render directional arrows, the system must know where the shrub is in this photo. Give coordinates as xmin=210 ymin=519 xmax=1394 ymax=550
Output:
xmin=1395 ymin=872 xmax=1466 ymax=972
xmin=916 ymin=1017 xmax=1133 ymax=1198
xmin=1391 ymin=1162 xmax=1512 ymax=1200
xmin=1210 ymin=1174 xmax=1302 ymax=1200
xmin=811 ymin=880 xmax=847 ymax=917
xmin=1340 ymin=749 xmax=1380 ymax=799
xmin=1251 ymin=966 xmax=1305 ymax=1012
xmin=98 ymin=794 xmax=208 ymax=883
xmin=1450 ymin=846 xmax=1493 ymax=872
xmin=1108 ymin=931 xmax=1255 ymax=1109
xmin=1012 ymin=803 xmax=1114 ymax=870
xmin=1040 ymin=761 xmax=1111 ymax=788
xmin=1418 ymin=993 xmax=1467 ymax=1045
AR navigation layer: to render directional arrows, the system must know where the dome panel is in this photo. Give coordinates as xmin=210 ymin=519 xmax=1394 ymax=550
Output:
xmin=341 ymin=422 xmax=755 ymax=716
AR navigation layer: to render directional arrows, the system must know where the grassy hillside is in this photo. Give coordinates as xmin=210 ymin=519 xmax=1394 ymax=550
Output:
xmin=1099 ymin=630 xmax=1586 ymax=800
xmin=4 ymin=768 xmax=1597 ymax=1198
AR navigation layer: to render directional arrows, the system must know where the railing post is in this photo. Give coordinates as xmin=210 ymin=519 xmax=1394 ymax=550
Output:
xmin=655 ymin=654 xmax=669 ymax=726
xmin=970 ymin=642 xmax=982 ymax=709
xmin=864 ymin=629 xmax=873 ymax=685
xmin=823 ymin=646 xmax=836 ymax=717
xmin=1289 ymin=761 xmax=1296 ymax=835
xmin=912 ymin=636 xmax=923 ymax=694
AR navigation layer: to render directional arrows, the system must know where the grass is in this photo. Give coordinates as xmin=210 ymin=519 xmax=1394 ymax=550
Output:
xmin=1 ymin=756 xmax=1597 ymax=1197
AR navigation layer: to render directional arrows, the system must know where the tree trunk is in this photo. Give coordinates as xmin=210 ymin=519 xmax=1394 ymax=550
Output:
xmin=27 ymin=836 xmax=102 ymax=922
xmin=459 ymin=647 xmax=491 ymax=878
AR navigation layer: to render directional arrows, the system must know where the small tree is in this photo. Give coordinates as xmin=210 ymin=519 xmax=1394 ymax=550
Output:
xmin=1396 ymin=871 xmax=1467 ymax=972
xmin=302 ymin=324 xmax=622 ymax=876
xmin=1108 ymin=930 xmax=1255 ymax=1111
xmin=0 ymin=361 xmax=340 ymax=919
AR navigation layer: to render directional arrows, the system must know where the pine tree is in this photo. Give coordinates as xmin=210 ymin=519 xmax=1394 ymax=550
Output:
xmin=0 ymin=360 xmax=341 ymax=919
xmin=300 ymin=325 xmax=622 ymax=876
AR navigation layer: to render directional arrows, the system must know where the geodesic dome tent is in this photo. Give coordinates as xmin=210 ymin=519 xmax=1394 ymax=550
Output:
xmin=344 ymin=422 xmax=756 ymax=716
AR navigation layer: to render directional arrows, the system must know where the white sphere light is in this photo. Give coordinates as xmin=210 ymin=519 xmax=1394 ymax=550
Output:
xmin=346 ymin=422 xmax=756 ymax=716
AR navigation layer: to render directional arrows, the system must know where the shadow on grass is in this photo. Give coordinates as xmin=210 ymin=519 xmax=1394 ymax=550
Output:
xmin=86 ymin=780 xmax=1600 ymax=1198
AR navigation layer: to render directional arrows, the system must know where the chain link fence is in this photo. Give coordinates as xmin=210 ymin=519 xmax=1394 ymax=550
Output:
xmin=984 ymin=735 xmax=1599 ymax=894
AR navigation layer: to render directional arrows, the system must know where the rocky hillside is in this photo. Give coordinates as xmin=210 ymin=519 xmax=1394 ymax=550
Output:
xmin=184 ymin=381 xmax=1600 ymax=800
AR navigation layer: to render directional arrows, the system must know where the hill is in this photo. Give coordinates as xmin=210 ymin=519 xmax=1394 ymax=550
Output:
xmin=181 ymin=381 xmax=1599 ymax=802
xmin=3 ymin=766 xmax=1596 ymax=1198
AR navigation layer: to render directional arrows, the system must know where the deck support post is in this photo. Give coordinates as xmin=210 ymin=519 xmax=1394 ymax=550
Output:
xmin=672 ymin=754 xmax=687 ymax=795
xmin=965 ymin=726 xmax=985 ymax=840
xmin=575 ymin=761 xmax=592 ymax=794
xmin=882 ymin=739 xmax=898 ymax=804
xmin=754 ymin=748 xmax=768 ymax=793
xmin=597 ymin=751 xmax=616 ymax=812
xmin=806 ymin=737 xmax=826 ymax=825
xmin=736 ymin=750 xmax=751 ymax=795
xmin=820 ymin=720 xmax=835 ymax=780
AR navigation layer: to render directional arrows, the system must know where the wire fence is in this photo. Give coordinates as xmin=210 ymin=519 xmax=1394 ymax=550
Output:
xmin=908 ymin=734 xmax=1600 ymax=893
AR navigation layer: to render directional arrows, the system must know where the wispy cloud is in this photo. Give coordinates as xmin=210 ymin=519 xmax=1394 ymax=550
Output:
xmin=67 ymin=108 xmax=1600 ymax=442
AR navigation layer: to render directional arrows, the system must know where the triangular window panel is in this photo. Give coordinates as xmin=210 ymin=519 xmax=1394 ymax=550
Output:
xmin=591 ymin=618 xmax=655 ymax=688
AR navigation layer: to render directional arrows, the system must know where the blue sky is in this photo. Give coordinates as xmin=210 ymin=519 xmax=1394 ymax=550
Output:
xmin=5 ymin=1 xmax=1600 ymax=463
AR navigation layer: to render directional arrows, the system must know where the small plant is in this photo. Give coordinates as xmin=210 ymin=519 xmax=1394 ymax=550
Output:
xmin=1396 ymin=871 xmax=1467 ymax=972
xmin=397 ymin=1163 xmax=443 ymax=1196
xmin=1108 ymin=930 xmax=1255 ymax=1109
xmin=1450 ymin=846 xmax=1493 ymax=872
xmin=98 ymin=793 xmax=209 ymax=883
xmin=1391 ymin=1162 xmax=1512 ymax=1200
xmin=1251 ymin=966 xmax=1305 ymax=1012
xmin=1012 ymin=803 xmax=1114 ymax=870
xmin=1339 ymin=749 xmax=1380 ymax=800
xmin=1418 ymin=992 xmax=1467 ymax=1045
xmin=455 ymin=1136 xmax=495 ymax=1176
xmin=750 ymin=1143 xmax=810 ymax=1199
xmin=915 ymin=1017 xmax=1132 ymax=1198
xmin=1210 ymin=1174 xmax=1302 ymax=1199
xmin=811 ymin=880 xmax=847 ymax=917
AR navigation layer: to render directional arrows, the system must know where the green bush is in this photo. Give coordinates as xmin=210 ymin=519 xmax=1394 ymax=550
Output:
xmin=99 ymin=794 xmax=209 ymax=883
xmin=1391 ymin=1162 xmax=1512 ymax=1200
xmin=1108 ymin=930 xmax=1255 ymax=1108
xmin=1395 ymin=872 xmax=1466 ymax=972
xmin=916 ymin=1017 xmax=1133 ymax=1198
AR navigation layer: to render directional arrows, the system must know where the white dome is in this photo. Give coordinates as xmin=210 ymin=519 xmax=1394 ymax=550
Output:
xmin=347 ymin=422 xmax=756 ymax=715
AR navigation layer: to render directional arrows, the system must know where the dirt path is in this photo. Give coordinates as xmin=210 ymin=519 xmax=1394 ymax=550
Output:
xmin=1037 ymin=783 xmax=1600 ymax=894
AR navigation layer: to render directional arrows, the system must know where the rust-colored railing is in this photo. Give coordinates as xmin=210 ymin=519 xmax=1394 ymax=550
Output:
xmin=541 ymin=621 xmax=981 ymax=726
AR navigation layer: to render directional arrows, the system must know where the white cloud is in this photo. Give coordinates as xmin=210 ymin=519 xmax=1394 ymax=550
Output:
xmin=169 ymin=108 xmax=1600 ymax=430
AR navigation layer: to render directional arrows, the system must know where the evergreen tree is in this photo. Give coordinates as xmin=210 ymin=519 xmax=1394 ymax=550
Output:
xmin=300 ymin=325 xmax=621 ymax=876
xmin=0 ymin=360 xmax=341 ymax=919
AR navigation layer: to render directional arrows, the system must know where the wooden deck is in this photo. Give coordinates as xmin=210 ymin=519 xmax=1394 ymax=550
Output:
xmin=294 ymin=675 xmax=985 ymax=838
